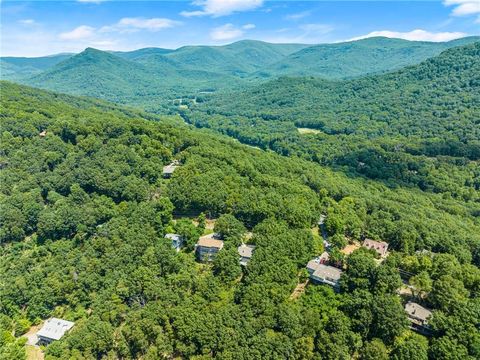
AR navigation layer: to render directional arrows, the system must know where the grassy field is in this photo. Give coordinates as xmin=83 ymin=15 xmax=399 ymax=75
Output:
xmin=297 ymin=127 xmax=322 ymax=134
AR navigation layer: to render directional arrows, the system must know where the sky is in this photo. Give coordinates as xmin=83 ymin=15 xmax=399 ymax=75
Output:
xmin=1 ymin=0 xmax=479 ymax=57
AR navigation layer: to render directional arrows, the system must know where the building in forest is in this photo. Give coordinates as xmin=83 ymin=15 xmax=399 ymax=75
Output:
xmin=162 ymin=160 xmax=180 ymax=178
xmin=36 ymin=318 xmax=75 ymax=345
xmin=405 ymin=301 xmax=433 ymax=335
xmin=165 ymin=233 xmax=184 ymax=252
xmin=238 ymin=244 xmax=256 ymax=266
xmin=362 ymin=239 xmax=389 ymax=257
xmin=195 ymin=233 xmax=224 ymax=262
xmin=306 ymin=257 xmax=342 ymax=289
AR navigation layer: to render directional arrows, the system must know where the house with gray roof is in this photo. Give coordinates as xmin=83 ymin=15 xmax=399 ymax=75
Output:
xmin=306 ymin=257 xmax=342 ymax=289
xmin=36 ymin=318 xmax=75 ymax=345
xmin=238 ymin=244 xmax=255 ymax=266
xmin=405 ymin=301 xmax=433 ymax=335
xmin=165 ymin=233 xmax=184 ymax=252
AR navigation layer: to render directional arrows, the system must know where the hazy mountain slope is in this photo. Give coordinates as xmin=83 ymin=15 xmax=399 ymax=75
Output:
xmin=24 ymin=47 xmax=244 ymax=110
xmin=113 ymin=47 xmax=174 ymax=60
xmin=28 ymin=48 xmax=155 ymax=100
xmin=161 ymin=40 xmax=307 ymax=76
xmin=0 ymin=53 xmax=72 ymax=80
xmin=202 ymin=42 xmax=480 ymax=140
xmin=256 ymin=36 xmax=480 ymax=79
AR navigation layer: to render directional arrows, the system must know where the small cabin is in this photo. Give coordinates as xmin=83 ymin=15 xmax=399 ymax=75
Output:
xmin=306 ymin=258 xmax=342 ymax=289
xmin=162 ymin=160 xmax=180 ymax=178
xmin=39 ymin=130 xmax=47 ymax=137
xmin=237 ymin=244 xmax=256 ymax=266
xmin=165 ymin=233 xmax=184 ymax=252
xmin=36 ymin=318 xmax=75 ymax=345
xmin=195 ymin=233 xmax=224 ymax=262
xmin=363 ymin=239 xmax=389 ymax=258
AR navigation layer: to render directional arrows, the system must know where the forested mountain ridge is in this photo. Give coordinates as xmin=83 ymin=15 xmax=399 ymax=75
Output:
xmin=255 ymin=35 xmax=480 ymax=79
xmin=199 ymin=41 xmax=480 ymax=140
xmin=1 ymin=81 xmax=479 ymax=359
xmin=186 ymin=42 xmax=480 ymax=199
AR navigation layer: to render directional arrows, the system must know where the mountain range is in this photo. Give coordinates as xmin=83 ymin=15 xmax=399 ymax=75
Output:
xmin=2 ymin=36 xmax=479 ymax=111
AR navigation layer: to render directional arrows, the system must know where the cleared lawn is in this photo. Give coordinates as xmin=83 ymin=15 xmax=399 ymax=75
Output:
xmin=297 ymin=127 xmax=322 ymax=134
xmin=26 ymin=345 xmax=44 ymax=360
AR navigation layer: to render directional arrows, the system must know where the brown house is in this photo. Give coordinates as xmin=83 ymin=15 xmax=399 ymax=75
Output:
xmin=363 ymin=239 xmax=389 ymax=257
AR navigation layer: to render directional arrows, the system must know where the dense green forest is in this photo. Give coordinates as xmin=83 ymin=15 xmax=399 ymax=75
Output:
xmin=185 ymin=42 xmax=480 ymax=201
xmin=1 ymin=82 xmax=479 ymax=359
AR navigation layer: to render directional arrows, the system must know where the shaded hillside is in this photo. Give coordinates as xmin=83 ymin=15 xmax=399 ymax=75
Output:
xmin=0 ymin=53 xmax=72 ymax=80
xmin=186 ymin=43 xmax=480 ymax=197
xmin=255 ymin=36 xmax=480 ymax=79
xmin=201 ymin=42 xmax=480 ymax=141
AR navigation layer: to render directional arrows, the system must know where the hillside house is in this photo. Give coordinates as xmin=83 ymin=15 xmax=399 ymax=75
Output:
xmin=36 ymin=318 xmax=75 ymax=345
xmin=306 ymin=257 xmax=343 ymax=289
xmin=165 ymin=233 xmax=184 ymax=252
xmin=238 ymin=244 xmax=256 ymax=266
xmin=363 ymin=239 xmax=389 ymax=257
xmin=405 ymin=301 xmax=433 ymax=335
xmin=195 ymin=233 xmax=224 ymax=262
xmin=162 ymin=160 xmax=180 ymax=178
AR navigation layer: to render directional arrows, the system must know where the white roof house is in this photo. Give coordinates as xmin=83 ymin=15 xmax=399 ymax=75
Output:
xmin=37 ymin=318 xmax=75 ymax=343
xmin=162 ymin=160 xmax=180 ymax=178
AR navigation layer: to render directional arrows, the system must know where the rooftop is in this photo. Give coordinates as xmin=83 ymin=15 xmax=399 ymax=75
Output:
xmin=363 ymin=239 xmax=389 ymax=255
xmin=37 ymin=318 xmax=75 ymax=341
xmin=197 ymin=233 xmax=224 ymax=248
xmin=405 ymin=302 xmax=432 ymax=322
xmin=312 ymin=264 xmax=343 ymax=281
xmin=238 ymin=244 xmax=255 ymax=258
xmin=165 ymin=233 xmax=182 ymax=241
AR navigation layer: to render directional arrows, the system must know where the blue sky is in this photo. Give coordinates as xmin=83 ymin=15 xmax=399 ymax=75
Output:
xmin=1 ymin=1 xmax=479 ymax=56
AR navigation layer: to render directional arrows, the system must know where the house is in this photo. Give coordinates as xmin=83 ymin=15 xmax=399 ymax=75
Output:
xmin=238 ymin=244 xmax=255 ymax=266
xmin=162 ymin=160 xmax=180 ymax=178
xmin=36 ymin=318 xmax=75 ymax=345
xmin=165 ymin=233 xmax=184 ymax=252
xmin=195 ymin=233 xmax=224 ymax=262
xmin=405 ymin=301 xmax=433 ymax=335
xmin=363 ymin=239 xmax=389 ymax=257
xmin=306 ymin=258 xmax=343 ymax=289
xmin=39 ymin=130 xmax=47 ymax=137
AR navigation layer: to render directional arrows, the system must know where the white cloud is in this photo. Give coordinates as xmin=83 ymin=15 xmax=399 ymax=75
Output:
xmin=299 ymin=23 xmax=334 ymax=35
xmin=443 ymin=0 xmax=480 ymax=16
xmin=210 ymin=23 xmax=244 ymax=41
xmin=100 ymin=17 xmax=181 ymax=33
xmin=181 ymin=0 xmax=263 ymax=18
xmin=285 ymin=11 xmax=311 ymax=21
xmin=350 ymin=29 xmax=468 ymax=42
xmin=243 ymin=23 xmax=256 ymax=30
xmin=59 ymin=25 xmax=96 ymax=40
xmin=18 ymin=19 xmax=36 ymax=25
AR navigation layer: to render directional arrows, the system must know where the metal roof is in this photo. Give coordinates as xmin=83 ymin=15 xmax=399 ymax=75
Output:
xmin=37 ymin=318 xmax=75 ymax=341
